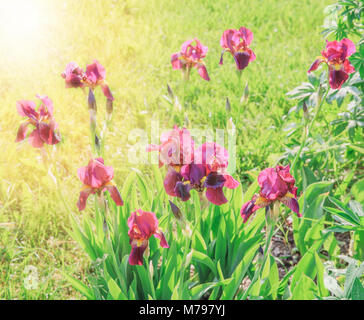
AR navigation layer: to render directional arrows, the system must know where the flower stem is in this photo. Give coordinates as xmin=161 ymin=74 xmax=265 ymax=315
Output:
xmin=241 ymin=207 xmax=276 ymax=300
xmin=291 ymin=86 xmax=330 ymax=171
xmin=178 ymin=235 xmax=191 ymax=299
xmin=88 ymin=88 xmax=101 ymax=156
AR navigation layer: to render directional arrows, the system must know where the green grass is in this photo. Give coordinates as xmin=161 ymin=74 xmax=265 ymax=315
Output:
xmin=0 ymin=0 xmax=334 ymax=299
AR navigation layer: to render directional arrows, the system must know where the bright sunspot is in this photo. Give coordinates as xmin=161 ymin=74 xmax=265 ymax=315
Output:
xmin=0 ymin=0 xmax=50 ymax=63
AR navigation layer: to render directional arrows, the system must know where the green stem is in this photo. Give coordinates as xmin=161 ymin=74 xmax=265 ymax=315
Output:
xmin=291 ymin=86 xmax=330 ymax=171
xmin=178 ymin=235 xmax=191 ymax=299
xmin=241 ymin=210 xmax=275 ymax=300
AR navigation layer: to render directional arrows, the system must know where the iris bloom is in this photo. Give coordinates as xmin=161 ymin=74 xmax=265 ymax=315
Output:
xmin=241 ymin=165 xmax=301 ymax=222
xmin=308 ymin=39 xmax=356 ymax=89
xmin=61 ymin=60 xmax=114 ymax=100
xmin=147 ymin=125 xmax=195 ymax=169
xmin=128 ymin=209 xmax=169 ymax=265
xmin=171 ymin=38 xmax=210 ymax=81
xmin=15 ymin=95 xmax=61 ymax=148
xmin=164 ymin=142 xmax=239 ymax=205
xmin=220 ymin=27 xmax=256 ymax=70
xmin=77 ymin=158 xmax=123 ymax=211
xmin=61 ymin=62 xmax=85 ymax=89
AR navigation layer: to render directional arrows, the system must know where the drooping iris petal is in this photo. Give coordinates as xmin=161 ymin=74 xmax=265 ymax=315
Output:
xmin=206 ymin=187 xmax=227 ymax=205
xmin=240 ymin=199 xmax=257 ymax=222
xmin=280 ymin=196 xmax=301 ymax=217
xmin=38 ymin=122 xmax=61 ymax=145
xmin=129 ymin=241 xmax=148 ymax=266
xmin=104 ymin=184 xmax=124 ymax=206
xmin=247 ymin=48 xmax=256 ymax=62
xmin=171 ymin=52 xmax=183 ymax=69
xmin=329 ymin=69 xmax=349 ymax=89
xmin=100 ymin=83 xmax=114 ymax=101
xmin=183 ymin=164 xmax=206 ymax=185
xmin=15 ymin=121 xmax=31 ymax=142
xmin=234 ymin=51 xmax=251 ymax=70
xmin=28 ymin=129 xmax=44 ymax=148
xmin=197 ymin=65 xmax=210 ymax=81
xmin=219 ymin=50 xmax=225 ymax=65
xmin=223 ymin=174 xmax=240 ymax=189
xmin=343 ymin=59 xmax=355 ymax=74
xmin=174 ymin=181 xmax=191 ymax=201
xmin=240 ymin=195 xmax=270 ymax=222
xmin=154 ymin=231 xmax=169 ymax=248
xmin=308 ymin=58 xmax=324 ymax=73
xmin=77 ymin=188 xmax=93 ymax=211
xmin=163 ymin=169 xmax=183 ymax=197
xmin=204 ymin=172 xmax=226 ymax=189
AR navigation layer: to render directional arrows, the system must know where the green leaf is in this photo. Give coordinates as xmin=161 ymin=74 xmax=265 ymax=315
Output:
xmin=221 ymin=242 xmax=259 ymax=300
xmin=351 ymin=178 xmax=364 ymax=204
xmin=190 ymin=279 xmax=232 ymax=300
xmin=62 ymin=272 xmax=95 ymax=300
xmin=136 ymin=265 xmax=156 ymax=300
xmin=259 ymin=254 xmax=279 ymax=299
xmin=328 ymin=197 xmax=361 ymax=225
xmin=278 ymin=266 xmax=296 ymax=298
xmin=324 ymin=274 xmax=344 ymax=298
xmin=351 ymin=278 xmax=364 ymax=300
xmin=192 ymin=230 xmax=207 ymax=252
xmin=343 ymin=260 xmax=364 ymax=298
xmin=107 ymin=277 xmax=127 ymax=300
xmin=314 ymin=252 xmax=330 ymax=297
xmin=243 ymin=180 xmax=259 ymax=203
xmin=191 ymin=250 xmax=217 ymax=276
xmin=291 ymin=275 xmax=318 ymax=300
xmin=291 ymin=236 xmax=327 ymax=290
xmin=121 ymin=171 xmax=136 ymax=198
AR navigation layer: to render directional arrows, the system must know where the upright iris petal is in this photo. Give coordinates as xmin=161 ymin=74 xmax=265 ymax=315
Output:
xmin=195 ymin=142 xmax=229 ymax=174
xmin=147 ymin=125 xmax=195 ymax=169
xmin=128 ymin=209 xmax=169 ymax=266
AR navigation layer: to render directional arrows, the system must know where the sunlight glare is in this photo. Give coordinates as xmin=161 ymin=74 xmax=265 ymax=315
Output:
xmin=0 ymin=0 xmax=48 ymax=62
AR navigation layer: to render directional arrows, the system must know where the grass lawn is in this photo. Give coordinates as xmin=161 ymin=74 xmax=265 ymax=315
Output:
xmin=0 ymin=0 xmax=333 ymax=299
